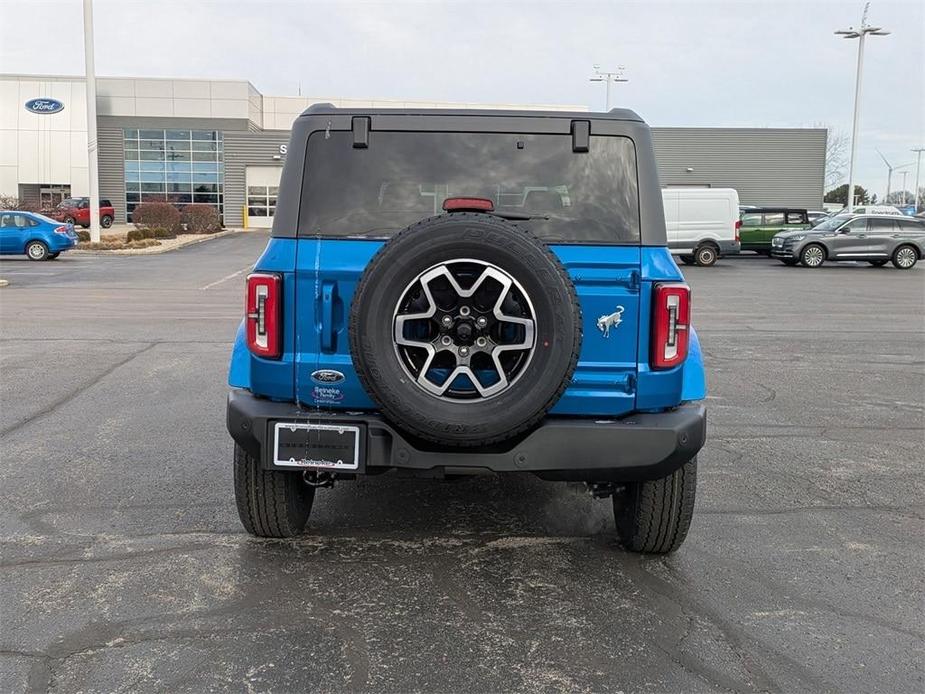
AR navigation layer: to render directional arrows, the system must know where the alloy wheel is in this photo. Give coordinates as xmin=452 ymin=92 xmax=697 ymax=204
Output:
xmin=895 ymin=247 xmax=916 ymax=269
xmin=802 ymin=245 xmax=824 ymax=267
xmin=392 ymin=259 xmax=536 ymax=401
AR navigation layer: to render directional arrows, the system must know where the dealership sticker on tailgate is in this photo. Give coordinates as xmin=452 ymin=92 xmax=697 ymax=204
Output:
xmin=273 ymin=422 xmax=360 ymax=470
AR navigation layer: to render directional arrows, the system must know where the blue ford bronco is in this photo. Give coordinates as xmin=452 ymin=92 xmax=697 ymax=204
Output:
xmin=227 ymin=106 xmax=707 ymax=553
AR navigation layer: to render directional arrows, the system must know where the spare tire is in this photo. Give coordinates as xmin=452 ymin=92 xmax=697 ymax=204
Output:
xmin=349 ymin=212 xmax=582 ymax=447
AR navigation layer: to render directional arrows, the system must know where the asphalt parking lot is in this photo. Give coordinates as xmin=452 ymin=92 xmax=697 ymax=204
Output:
xmin=1 ymin=232 xmax=923 ymax=693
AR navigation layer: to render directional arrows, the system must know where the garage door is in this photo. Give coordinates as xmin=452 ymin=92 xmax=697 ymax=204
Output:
xmin=246 ymin=166 xmax=282 ymax=229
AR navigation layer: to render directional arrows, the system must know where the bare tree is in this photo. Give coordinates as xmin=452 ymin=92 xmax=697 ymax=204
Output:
xmin=818 ymin=124 xmax=849 ymax=189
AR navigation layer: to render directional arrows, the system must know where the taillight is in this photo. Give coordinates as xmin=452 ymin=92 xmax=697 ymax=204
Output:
xmin=246 ymin=273 xmax=281 ymax=358
xmin=54 ymin=225 xmax=69 ymax=234
xmin=734 ymin=219 xmax=741 ymax=243
xmin=651 ymin=282 xmax=690 ymax=369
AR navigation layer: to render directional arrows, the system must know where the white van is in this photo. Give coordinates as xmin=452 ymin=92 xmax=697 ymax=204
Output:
xmin=661 ymin=188 xmax=741 ymax=266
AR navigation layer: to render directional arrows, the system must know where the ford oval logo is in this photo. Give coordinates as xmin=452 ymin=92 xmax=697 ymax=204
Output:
xmin=310 ymin=369 xmax=345 ymax=385
xmin=25 ymin=98 xmax=65 ymax=115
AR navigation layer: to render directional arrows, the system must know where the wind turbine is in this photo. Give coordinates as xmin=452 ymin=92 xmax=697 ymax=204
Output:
xmin=876 ymin=150 xmax=914 ymax=203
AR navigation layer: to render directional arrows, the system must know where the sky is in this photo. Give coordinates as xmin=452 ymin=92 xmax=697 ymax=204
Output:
xmin=1 ymin=0 xmax=922 ymax=198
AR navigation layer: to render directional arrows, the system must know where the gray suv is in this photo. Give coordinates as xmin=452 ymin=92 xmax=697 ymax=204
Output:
xmin=771 ymin=214 xmax=925 ymax=269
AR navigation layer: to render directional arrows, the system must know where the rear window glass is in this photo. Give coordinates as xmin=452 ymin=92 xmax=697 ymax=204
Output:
xmin=298 ymin=131 xmax=640 ymax=243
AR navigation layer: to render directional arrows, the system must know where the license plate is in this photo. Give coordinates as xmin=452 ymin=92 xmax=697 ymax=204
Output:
xmin=272 ymin=422 xmax=360 ymax=470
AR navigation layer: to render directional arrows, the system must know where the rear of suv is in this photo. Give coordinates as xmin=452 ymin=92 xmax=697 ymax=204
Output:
xmin=52 ymin=197 xmax=115 ymax=228
xmin=227 ymin=106 xmax=708 ymax=554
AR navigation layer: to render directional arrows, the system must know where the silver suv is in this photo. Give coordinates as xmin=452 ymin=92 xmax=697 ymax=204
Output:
xmin=771 ymin=214 xmax=925 ymax=269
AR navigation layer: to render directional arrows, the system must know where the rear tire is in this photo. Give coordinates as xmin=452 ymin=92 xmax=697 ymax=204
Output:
xmin=694 ymin=244 xmax=718 ymax=267
xmin=26 ymin=241 xmax=49 ymax=261
xmin=233 ymin=444 xmax=315 ymax=537
xmin=800 ymin=243 xmax=825 ymax=268
xmin=613 ymin=457 xmax=697 ymax=554
xmin=101 ymin=215 xmax=113 ymax=229
xmin=892 ymin=245 xmax=918 ymax=270
xmin=678 ymin=255 xmax=694 ymax=265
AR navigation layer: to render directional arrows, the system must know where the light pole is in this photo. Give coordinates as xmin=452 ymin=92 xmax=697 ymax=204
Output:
xmin=589 ymin=65 xmax=628 ymax=111
xmin=82 ymin=0 xmax=101 ymax=242
xmin=912 ymin=147 xmax=925 ymax=211
xmin=836 ymin=3 xmax=890 ymax=212
xmin=899 ymin=171 xmax=908 ymax=205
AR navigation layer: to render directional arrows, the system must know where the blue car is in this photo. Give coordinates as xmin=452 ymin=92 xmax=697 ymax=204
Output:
xmin=226 ymin=106 xmax=708 ymax=554
xmin=0 ymin=210 xmax=78 ymax=261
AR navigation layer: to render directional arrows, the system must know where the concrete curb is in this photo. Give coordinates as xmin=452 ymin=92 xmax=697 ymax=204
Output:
xmin=70 ymin=229 xmax=245 ymax=257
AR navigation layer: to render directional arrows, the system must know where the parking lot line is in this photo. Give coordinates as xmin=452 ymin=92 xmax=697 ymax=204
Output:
xmin=199 ymin=266 xmax=252 ymax=291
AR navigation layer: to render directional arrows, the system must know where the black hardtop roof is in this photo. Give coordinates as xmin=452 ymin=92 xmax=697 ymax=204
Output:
xmin=297 ymin=103 xmax=644 ymax=123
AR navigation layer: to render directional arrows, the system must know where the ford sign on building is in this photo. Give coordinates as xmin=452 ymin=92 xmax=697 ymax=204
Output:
xmin=24 ymin=98 xmax=65 ymax=114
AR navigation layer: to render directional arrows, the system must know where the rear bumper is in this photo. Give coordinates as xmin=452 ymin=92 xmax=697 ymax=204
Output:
xmin=227 ymin=389 xmax=706 ymax=482
xmin=48 ymin=237 xmax=76 ymax=252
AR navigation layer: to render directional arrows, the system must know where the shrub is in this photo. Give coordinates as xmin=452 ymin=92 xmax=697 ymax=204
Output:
xmin=151 ymin=227 xmax=176 ymax=239
xmin=132 ymin=202 xmax=181 ymax=234
xmin=125 ymin=239 xmax=161 ymax=249
xmin=0 ymin=195 xmax=41 ymax=212
xmin=126 ymin=229 xmax=144 ymax=242
xmin=181 ymin=204 xmax=222 ymax=234
xmin=76 ymin=230 xmax=91 ymax=242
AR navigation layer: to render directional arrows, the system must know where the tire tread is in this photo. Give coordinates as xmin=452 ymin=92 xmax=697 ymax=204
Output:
xmin=614 ymin=457 xmax=697 ymax=553
xmin=233 ymin=444 xmax=313 ymax=537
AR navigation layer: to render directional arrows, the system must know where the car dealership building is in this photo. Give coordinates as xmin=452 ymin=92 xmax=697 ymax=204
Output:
xmin=1 ymin=73 xmax=827 ymax=227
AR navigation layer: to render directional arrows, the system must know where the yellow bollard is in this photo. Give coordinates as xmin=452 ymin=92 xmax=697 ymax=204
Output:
xmin=242 ymin=205 xmax=249 ymax=230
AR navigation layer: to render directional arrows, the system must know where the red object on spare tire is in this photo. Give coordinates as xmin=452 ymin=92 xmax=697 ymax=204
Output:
xmin=348 ymin=212 xmax=582 ymax=447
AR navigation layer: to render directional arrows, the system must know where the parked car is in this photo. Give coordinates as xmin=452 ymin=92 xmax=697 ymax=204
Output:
xmin=771 ymin=214 xmax=925 ymax=269
xmin=662 ymin=187 xmax=741 ymax=266
xmin=807 ymin=210 xmax=830 ymax=226
xmin=51 ymin=197 xmax=115 ymax=228
xmin=226 ymin=106 xmax=708 ymax=554
xmin=739 ymin=208 xmax=811 ymax=254
xmin=0 ymin=210 xmax=78 ymax=260
xmin=841 ymin=205 xmax=903 ymax=216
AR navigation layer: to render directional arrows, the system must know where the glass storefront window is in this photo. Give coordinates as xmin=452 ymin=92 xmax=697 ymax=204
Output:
xmin=123 ymin=128 xmax=224 ymax=221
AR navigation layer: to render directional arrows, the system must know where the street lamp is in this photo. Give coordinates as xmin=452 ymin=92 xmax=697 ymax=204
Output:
xmin=82 ymin=0 xmax=101 ymax=242
xmin=836 ymin=2 xmax=890 ymax=212
xmin=589 ymin=64 xmax=628 ymax=111
xmin=899 ymin=171 xmax=909 ymax=205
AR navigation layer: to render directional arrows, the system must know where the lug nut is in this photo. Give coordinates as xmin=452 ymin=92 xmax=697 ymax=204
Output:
xmin=476 ymin=337 xmax=487 ymax=347
xmin=476 ymin=316 xmax=488 ymax=328
xmin=441 ymin=315 xmax=453 ymax=327
xmin=441 ymin=335 xmax=452 ymax=346
xmin=459 ymin=306 xmax=471 ymax=317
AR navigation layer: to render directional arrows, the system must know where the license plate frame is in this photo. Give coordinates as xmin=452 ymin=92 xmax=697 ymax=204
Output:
xmin=272 ymin=422 xmax=361 ymax=471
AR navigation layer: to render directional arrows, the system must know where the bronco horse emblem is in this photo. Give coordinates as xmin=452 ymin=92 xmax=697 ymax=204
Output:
xmin=596 ymin=307 xmax=625 ymax=338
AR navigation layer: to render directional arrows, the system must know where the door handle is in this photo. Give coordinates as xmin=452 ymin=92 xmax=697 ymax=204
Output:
xmin=321 ymin=281 xmax=338 ymax=352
